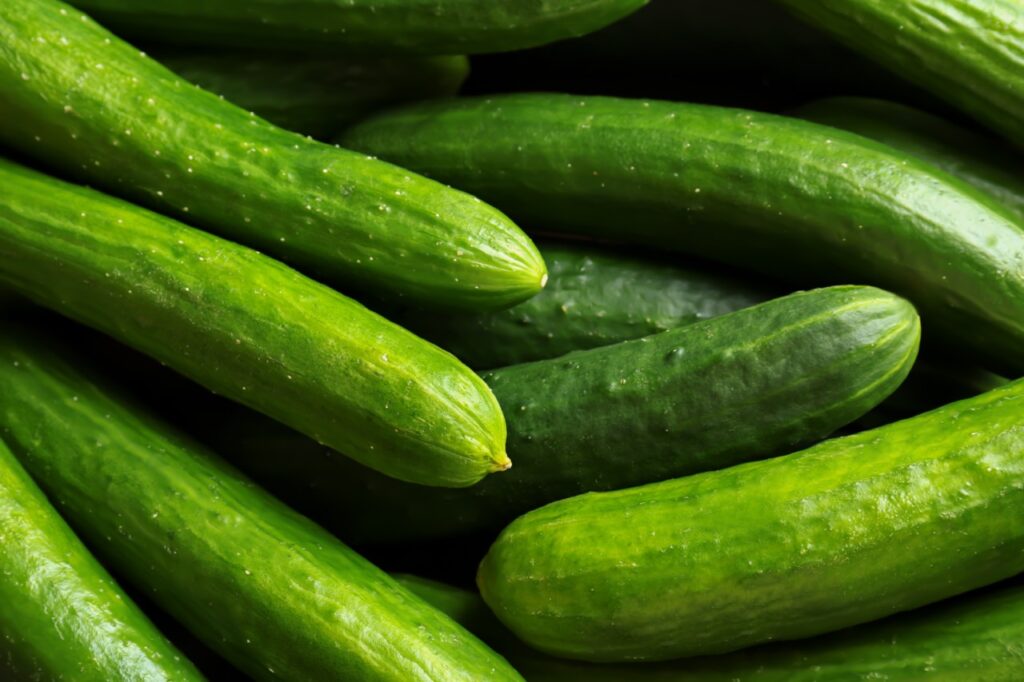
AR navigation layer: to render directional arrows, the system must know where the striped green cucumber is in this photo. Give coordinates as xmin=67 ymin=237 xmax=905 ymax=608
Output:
xmin=0 ymin=322 xmax=523 ymax=682
xmin=794 ymin=97 xmax=1024 ymax=221
xmin=478 ymin=378 xmax=1024 ymax=662
xmin=0 ymin=157 xmax=509 ymax=488
xmin=386 ymin=240 xmax=775 ymax=369
xmin=66 ymin=0 xmax=648 ymax=55
xmin=777 ymin=0 xmax=1024 ymax=147
xmin=0 ymin=0 xmax=545 ymax=311
xmin=341 ymin=93 xmax=1024 ymax=372
xmin=210 ymin=286 xmax=919 ymax=544
xmin=0 ymin=437 xmax=202 ymax=681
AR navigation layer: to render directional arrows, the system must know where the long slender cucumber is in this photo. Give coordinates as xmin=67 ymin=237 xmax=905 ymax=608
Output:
xmin=0 ymin=157 xmax=509 ymax=488
xmin=478 ymin=379 xmax=1024 ymax=662
xmin=0 ymin=0 xmax=546 ymax=310
xmin=0 ymin=321 xmax=523 ymax=682
xmin=341 ymin=93 xmax=1024 ymax=372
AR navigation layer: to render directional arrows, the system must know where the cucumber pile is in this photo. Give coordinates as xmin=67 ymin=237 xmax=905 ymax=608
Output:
xmin=1 ymin=0 xmax=1022 ymax=679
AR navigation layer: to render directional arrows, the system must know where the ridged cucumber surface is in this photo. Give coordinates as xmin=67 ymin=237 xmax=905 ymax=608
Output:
xmin=0 ymin=0 xmax=546 ymax=310
xmin=0 ymin=157 xmax=509 ymax=488
xmin=0 ymin=322 xmax=523 ymax=682
xmin=478 ymin=379 xmax=1024 ymax=662
xmin=340 ymin=93 xmax=1024 ymax=373
xmin=0 ymin=437 xmax=202 ymax=681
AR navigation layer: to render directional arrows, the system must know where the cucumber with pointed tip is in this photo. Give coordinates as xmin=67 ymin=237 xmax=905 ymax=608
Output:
xmin=0 ymin=438 xmax=203 ymax=681
xmin=777 ymin=0 xmax=1024 ymax=147
xmin=0 ymin=0 xmax=546 ymax=311
xmin=0 ymin=157 xmax=509 ymax=488
xmin=0 ymin=323 xmax=524 ymax=682
xmin=478 ymin=378 xmax=1024 ymax=662
xmin=340 ymin=93 xmax=1024 ymax=373
xmin=793 ymin=97 xmax=1024 ymax=222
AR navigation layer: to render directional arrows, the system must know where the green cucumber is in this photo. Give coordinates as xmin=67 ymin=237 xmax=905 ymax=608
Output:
xmin=478 ymin=378 xmax=1024 ymax=662
xmin=387 ymin=240 xmax=776 ymax=369
xmin=777 ymin=0 xmax=1024 ymax=147
xmin=66 ymin=0 xmax=648 ymax=55
xmin=157 ymin=52 xmax=469 ymax=139
xmin=0 ymin=0 xmax=546 ymax=311
xmin=341 ymin=93 xmax=1024 ymax=372
xmin=0 ymin=157 xmax=509 ymax=488
xmin=210 ymin=286 xmax=919 ymax=545
xmin=0 ymin=437 xmax=203 ymax=681
xmin=0 ymin=322 xmax=523 ymax=682
xmin=793 ymin=97 xmax=1024 ymax=222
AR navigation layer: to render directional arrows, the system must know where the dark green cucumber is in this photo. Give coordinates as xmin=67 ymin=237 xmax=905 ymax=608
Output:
xmin=66 ymin=0 xmax=648 ymax=55
xmin=0 ymin=323 xmax=523 ymax=682
xmin=794 ymin=97 xmax=1024 ymax=221
xmin=0 ymin=437 xmax=202 ymax=681
xmin=156 ymin=52 xmax=469 ymax=139
xmin=210 ymin=286 xmax=919 ymax=545
xmin=777 ymin=0 xmax=1024 ymax=147
xmin=478 ymin=378 xmax=1024 ymax=662
xmin=387 ymin=240 xmax=776 ymax=369
xmin=0 ymin=157 xmax=509 ymax=488
xmin=0 ymin=0 xmax=545 ymax=311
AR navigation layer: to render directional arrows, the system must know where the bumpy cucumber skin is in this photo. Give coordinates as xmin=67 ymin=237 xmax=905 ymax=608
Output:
xmin=389 ymin=240 xmax=774 ymax=369
xmin=794 ymin=96 xmax=1024 ymax=222
xmin=0 ymin=158 xmax=509 ymax=488
xmin=478 ymin=379 xmax=1024 ymax=662
xmin=0 ymin=439 xmax=202 ymax=682
xmin=67 ymin=0 xmax=648 ymax=55
xmin=0 ymin=328 xmax=524 ymax=682
xmin=341 ymin=93 xmax=1024 ymax=373
xmin=778 ymin=0 xmax=1024 ymax=148
xmin=0 ymin=0 xmax=546 ymax=311
xmin=158 ymin=52 xmax=469 ymax=139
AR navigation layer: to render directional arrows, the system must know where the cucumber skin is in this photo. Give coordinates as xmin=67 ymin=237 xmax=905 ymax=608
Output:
xmin=340 ymin=93 xmax=1024 ymax=374
xmin=211 ymin=286 xmax=919 ymax=545
xmin=389 ymin=240 xmax=775 ymax=369
xmin=794 ymin=97 xmax=1024 ymax=222
xmin=0 ymin=438 xmax=202 ymax=682
xmin=67 ymin=0 xmax=648 ymax=55
xmin=778 ymin=0 xmax=1024 ymax=147
xmin=0 ymin=158 xmax=509 ymax=488
xmin=0 ymin=326 xmax=523 ymax=682
xmin=0 ymin=0 xmax=546 ymax=311
xmin=158 ymin=53 xmax=469 ymax=139
xmin=478 ymin=379 xmax=1024 ymax=662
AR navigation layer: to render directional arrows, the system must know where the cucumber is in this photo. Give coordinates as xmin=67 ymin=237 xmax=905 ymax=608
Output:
xmin=777 ymin=0 xmax=1024 ymax=147
xmin=386 ymin=240 xmax=776 ymax=369
xmin=793 ymin=97 xmax=1024 ymax=222
xmin=157 ymin=52 xmax=469 ymax=139
xmin=0 ymin=321 xmax=523 ymax=682
xmin=0 ymin=437 xmax=202 ymax=681
xmin=0 ymin=0 xmax=546 ymax=311
xmin=209 ymin=286 xmax=920 ymax=545
xmin=66 ymin=0 xmax=648 ymax=55
xmin=0 ymin=157 xmax=509 ymax=488
xmin=341 ymin=93 xmax=1024 ymax=372
xmin=478 ymin=378 xmax=1024 ymax=662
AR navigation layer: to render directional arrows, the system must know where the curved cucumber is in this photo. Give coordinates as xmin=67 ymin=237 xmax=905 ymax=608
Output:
xmin=0 ymin=322 xmax=523 ymax=682
xmin=0 ymin=158 xmax=509 ymax=488
xmin=478 ymin=378 xmax=1024 ymax=662
xmin=66 ymin=0 xmax=648 ymax=55
xmin=211 ymin=286 xmax=919 ymax=545
xmin=340 ymin=93 xmax=1024 ymax=373
xmin=0 ymin=0 xmax=545 ymax=311
xmin=794 ymin=97 xmax=1024 ymax=221
xmin=0 ymin=438 xmax=202 ymax=681
xmin=387 ymin=240 xmax=775 ymax=369
xmin=777 ymin=0 xmax=1024 ymax=147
